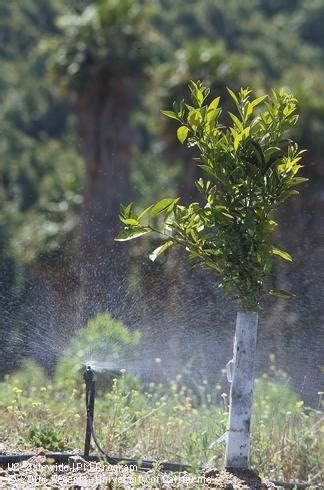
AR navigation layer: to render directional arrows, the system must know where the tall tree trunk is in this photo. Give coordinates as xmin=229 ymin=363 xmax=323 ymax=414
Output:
xmin=225 ymin=311 xmax=258 ymax=469
xmin=75 ymin=76 xmax=133 ymax=321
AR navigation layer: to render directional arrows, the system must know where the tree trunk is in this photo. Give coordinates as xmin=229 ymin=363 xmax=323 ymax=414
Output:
xmin=75 ymin=76 xmax=133 ymax=321
xmin=225 ymin=311 xmax=258 ymax=469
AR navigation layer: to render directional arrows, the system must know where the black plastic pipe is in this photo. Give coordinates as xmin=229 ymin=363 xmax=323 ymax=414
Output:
xmin=83 ymin=366 xmax=95 ymax=458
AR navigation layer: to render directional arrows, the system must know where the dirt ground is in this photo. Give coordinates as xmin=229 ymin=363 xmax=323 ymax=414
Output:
xmin=0 ymin=447 xmax=284 ymax=489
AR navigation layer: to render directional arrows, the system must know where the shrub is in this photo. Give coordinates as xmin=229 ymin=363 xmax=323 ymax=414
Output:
xmin=55 ymin=312 xmax=141 ymax=389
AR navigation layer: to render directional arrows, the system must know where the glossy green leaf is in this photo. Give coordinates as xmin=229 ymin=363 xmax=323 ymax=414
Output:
xmin=161 ymin=110 xmax=180 ymax=121
xmin=138 ymin=205 xmax=153 ymax=220
xmin=177 ymin=126 xmax=189 ymax=144
xmin=229 ymin=112 xmax=243 ymax=130
xmin=232 ymin=130 xmax=242 ymax=151
xmin=195 ymin=89 xmax=204 ymax=106
xmin=290 ymin=177 xmax=309 ymax=186
xmin=272 ymin=247 xmax=292 ymax=261
xmin=251 ymin=95 xmax=268 ymax=107
xmin=115 ymin=227 xmax=149 ymax=241
xmin=245 ymin=102 xmax=254 ymax=119
xmin=268 ymin=289 xmax=296 ymax=299
xmin=206 ymin=108 xmax=220 ymax=124
xmin=188 ymin=109 xmax=203 ymax=130
xmin=120 ymin=203 xmax=133 ymax=219
xmin=227 ymin=87 xmax=239 ymax=104
xmin=149 ymin=240 xmax=173 ymax=262
xmin=120 ymin=218 xmax=139 ymax=226
xmin=198 ymin=164 xmax=216 ymax=179
xmin=151 ymin=198 xmax=179 ymax=217
xmin=208 ymin=97 xmax=220 ymax=110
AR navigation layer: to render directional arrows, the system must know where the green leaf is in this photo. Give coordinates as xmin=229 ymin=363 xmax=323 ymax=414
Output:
xmin=227 ymin=87 xmax=239 ymax=104
xmin=229 ymin=112 xmax=243 ymax=130
xmin=138 ymin=205 xmax=153 ymax=220
xmin=188 ymin=109 xmax=203 ymax=130
xmin=265 ymin=219 xmax=278 ymax=231
xmin=115 ymin=227 xmax=149 ymax=241
xmin=268 ymin=289 xmax=296 ymax=299
xmin=206 ymin=107 xmax=220 ymax=124
xmin=198 ymin=164 xmax=216 ymax=179
xmin=290 ymin=177 xmax=309 ymax=186
xmin=149 ymin=240 xmax=173 ymax=262
xmin=214 ymin=205 xmax=234 ymax=219
xmin=245 ymin=102 xmax=254 ymax=119
xmin=246 ymin=139 xmax=266 ymax=169
xmin=208 ymin=97 xmax=220 ymax=110
xmin=251 ymin=95 xmax=268 ymax=107
xmin=272 ymin=247 xmax=292 ymax=261
xmin=232 ymin=130 xmax=242 ymax=151
xmin=161 ymin=110 xmax=180 ymax=121
xmin=195 ymin=178 xmax=205 ymax=195
xmin=177 ymin=126 xmax=189 ymax=144
xmin=189 ymin=80 xmax=198 ymax=91
xmin=195 ymin=89 xmax=204 ymax=106
xmin=278 ymin=189 xmax=300 ymax=202
xmin=120 ymin=203 xmax=133 ymax=219
xmin=120 ymin=218 xmax=139 ymax=226
xmin=204 ymin=259 xmax=221 ymax=272
xmin=151 ymin=198 xmax=179 ymax=217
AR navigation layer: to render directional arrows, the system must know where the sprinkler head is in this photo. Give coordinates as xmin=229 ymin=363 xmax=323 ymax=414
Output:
xmin=83 ymin=365 xmax=95 ymax=384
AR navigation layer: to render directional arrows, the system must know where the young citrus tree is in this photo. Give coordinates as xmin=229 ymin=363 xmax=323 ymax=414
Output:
xmin=115 ymin=82 xmax=306 ymax=469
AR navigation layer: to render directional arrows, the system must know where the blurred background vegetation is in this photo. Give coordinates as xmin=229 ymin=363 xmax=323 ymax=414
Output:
xmin=0 ymin=0 xmax=323 ymax=403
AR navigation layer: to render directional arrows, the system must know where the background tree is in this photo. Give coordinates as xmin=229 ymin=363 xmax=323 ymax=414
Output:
xmin=50 ymin=0 xmax=157 ymax=319
xmin=0 ymin=0 xmax=82 ymax=372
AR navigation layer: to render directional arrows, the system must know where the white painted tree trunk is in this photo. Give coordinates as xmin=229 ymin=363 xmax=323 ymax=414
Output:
xmin=225 ymin=311 xmax=258 ymax=469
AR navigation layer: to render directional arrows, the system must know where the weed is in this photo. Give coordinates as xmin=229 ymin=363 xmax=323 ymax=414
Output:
xmin=28 ymin=424 xmax=66 ymax=451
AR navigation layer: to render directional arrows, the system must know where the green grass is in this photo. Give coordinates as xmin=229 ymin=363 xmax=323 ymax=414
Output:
xmin=0 ymin=359 xmax=322 ymax=484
